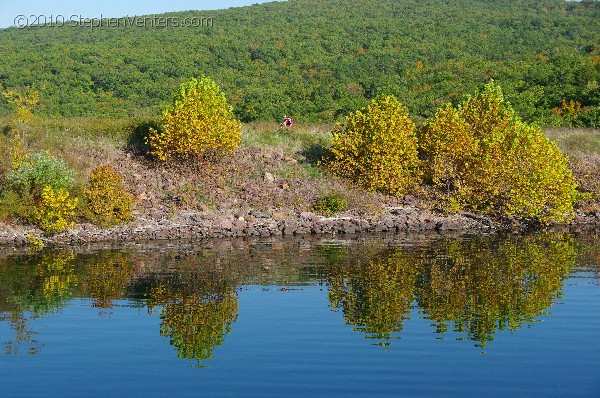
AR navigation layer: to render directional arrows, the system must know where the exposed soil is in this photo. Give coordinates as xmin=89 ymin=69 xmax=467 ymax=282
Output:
xmin=1 ymin=143 xmax=598 ymax=248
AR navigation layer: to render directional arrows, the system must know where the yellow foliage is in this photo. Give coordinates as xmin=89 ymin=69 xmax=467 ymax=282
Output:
xmin=2 ymin=86 xmax=43 ymax=167
xmin=420 ymin=81 xmax=577 ymax=222
xmin=419 ymin=104 xmax=478 ymax=190
xmin=9 ymin=135 xmax=28 ymax=169
xmin=26 ymin=234 xmax=45 ymax=252
xmin=33 ymin=186 xmax=78 ymax=234
xmin=552 ymin=99 xmax=582 ymax=123
xmin=328 ymin=95 xmax=421 ymax=195
xmin=2 ymin=86 xmax=41 ymax=124
xmin=147 ymin=76 xmax=241 ymax=161
xmin=83 ymin=165 xmax=133 ymax=226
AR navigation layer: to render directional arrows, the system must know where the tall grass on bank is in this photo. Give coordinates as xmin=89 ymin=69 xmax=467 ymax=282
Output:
xmin=544 ymin=127 xmax=600 ymax=213
xmin=241 ymin=122 xmax=333 ymax=153
xmin=543 ymin=128 xmax=600 ymax=156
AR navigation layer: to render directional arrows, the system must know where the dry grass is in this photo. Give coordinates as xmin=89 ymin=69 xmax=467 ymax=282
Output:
xmin=544 ymin=127 xmax=600 ymax=213
xmin=105 ymin=142 xmax=391 ymax=219
xmin=544 ymin=127 xmax=600 ymax=157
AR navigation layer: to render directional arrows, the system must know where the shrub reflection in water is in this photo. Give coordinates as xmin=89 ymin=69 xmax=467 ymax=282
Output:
xmin=0 ymin=232 xmax=594 ymax=363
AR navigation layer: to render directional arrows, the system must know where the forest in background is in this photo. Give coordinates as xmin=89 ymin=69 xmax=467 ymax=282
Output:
xmin=0 ymin=0 xmax=599 ymax=125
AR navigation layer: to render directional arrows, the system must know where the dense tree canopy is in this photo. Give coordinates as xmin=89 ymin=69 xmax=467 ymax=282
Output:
xmin=0 ymin=0 xmax=598 ymax=125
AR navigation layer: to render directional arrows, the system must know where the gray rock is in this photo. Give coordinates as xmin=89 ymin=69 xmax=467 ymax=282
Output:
xmin=219 ymin=219 xmax=234 ymax=230
xmin=299 ymin=211 xmax=317 ymax=220
xmin=249 ymin=210 xmax=272 ymax=219
xmin=282 ymin=220 xmax=299 ymax=235
xmin=264 ymin=172 xmax=275 ymax=183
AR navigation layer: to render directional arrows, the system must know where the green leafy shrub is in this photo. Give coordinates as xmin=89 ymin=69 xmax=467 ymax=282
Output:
xmin=577 ymin=107 xmax=600 ymax=128
xmin=146 ymin=76 xmax=242 ymax=161
xmin=32 ymin=186 xmax=78 ymax=234
xmin=5 ymin=151 xmax=76 ymax=195
xmin=328 ymin=95 xmax=421 ymax=195
xmin=420 ymin=81 xmax=578 ymax=222
xmin=313 ymin=191 xmax=348 ymax=216
xmin=83 ymin=165 xmax=134 ymax=226
xmin=1 ymin=150 xmax=79 ymax=232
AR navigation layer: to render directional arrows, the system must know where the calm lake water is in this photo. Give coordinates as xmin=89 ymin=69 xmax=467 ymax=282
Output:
xmin=1 ymin=232 xmax=599 ymax=397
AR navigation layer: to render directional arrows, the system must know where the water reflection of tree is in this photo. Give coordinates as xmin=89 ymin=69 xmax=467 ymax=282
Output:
xmin=0 ymin=248 xmax=241 ymax=361
xmin=31 ymin=251 xmax=78 ymax=313
xmin=328 ymin=251 xmax=419 ymax=343
xmin=79 ymin=252 xmax=136 ymax=311
xmin=145 ymin=256 xmax=240 ymax=363
xmin=0 ymin=251 xmax=78 ymax=354
xmin=0 ymin=233 xmax=586 ymax=357
xmin=416 ymin=234 xmax=576 ymax=347
xmin=2 ymin=312 xmax=42 ymax=355
xmin=577 ymin=235 xmax=600 ymax=283
xmin=326 ymin=233 xmax=577 ymax=348
xmin=154 ymin=288 xmax=238 ymax=361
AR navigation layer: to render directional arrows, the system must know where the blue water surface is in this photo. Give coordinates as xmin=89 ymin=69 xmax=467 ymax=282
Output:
xmin=1 ymin=233 xmax=599 ymax=397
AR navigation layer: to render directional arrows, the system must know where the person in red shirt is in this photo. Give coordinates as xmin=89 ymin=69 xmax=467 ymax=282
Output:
xmin=279 ymin=115 xmax=294 ymax=128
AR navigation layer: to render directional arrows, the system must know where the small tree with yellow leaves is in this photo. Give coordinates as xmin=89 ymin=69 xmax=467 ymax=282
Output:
xmin=420 ymin=81 xmax=578 ymax=222
xmin=1 ymin=85 xmax=43 ymax=168
xmin=146 ymin=76 xmax=241 ymax=161
xmin=83 ymin=165 xmax=133 ymax=226
xmin=328 ymin=95 xmax=421 ymax=196
xmin=33 ymin=186 xmax=78 ymax=235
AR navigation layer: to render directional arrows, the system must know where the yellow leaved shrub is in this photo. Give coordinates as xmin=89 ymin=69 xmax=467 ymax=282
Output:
xmin=83 ymin=165 xmax=133 ymax=226
xmin=146 ymin=76 xmax=241 ymax=161
xmin=33 ymin=186 xmax=78 ymax=234
xmin=420 ymin=81 xmax=577 ymax=222
xmin=328 ymin=95 xmax=421 ymax=196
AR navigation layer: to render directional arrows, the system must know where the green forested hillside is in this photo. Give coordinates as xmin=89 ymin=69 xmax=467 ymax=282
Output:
xmin=0 ymin=0 xmax=599 ymax=124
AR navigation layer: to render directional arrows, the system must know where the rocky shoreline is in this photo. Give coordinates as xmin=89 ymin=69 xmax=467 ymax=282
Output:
xmin=1 ymin=206 xmax=598 ymax=248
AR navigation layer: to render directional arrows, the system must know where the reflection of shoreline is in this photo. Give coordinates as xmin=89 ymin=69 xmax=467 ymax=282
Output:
xmin=0 ymin=230 xmax=485 ymax=258
xmin=0 ymin=232 xmax=596 ymax=359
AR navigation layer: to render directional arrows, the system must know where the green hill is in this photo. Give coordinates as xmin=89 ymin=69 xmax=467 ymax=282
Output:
xmin=0 ymin=0 xmax=599 ymax=125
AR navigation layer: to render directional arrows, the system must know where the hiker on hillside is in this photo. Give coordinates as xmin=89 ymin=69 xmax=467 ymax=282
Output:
xmin=279 ymin=115 xmax=294 ymax=128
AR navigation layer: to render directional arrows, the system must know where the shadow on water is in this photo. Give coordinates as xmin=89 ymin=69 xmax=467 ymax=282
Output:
xmin=0 ymin=232 xmax=597 ymax=363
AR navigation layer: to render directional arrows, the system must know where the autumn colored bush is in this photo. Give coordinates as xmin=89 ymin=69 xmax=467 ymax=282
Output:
xmin=32 ymin=185 xmax=78 ymax=234
xmin=146 ymin=76 xmax=241 ymax=161
xmin=420 ymin=81 xmax=578 ymax=222
xmin=2 ymin=151 xmax=78 ymax=233
xmin=328 ymin=95 xmax=421 ymax=195
xmin=83 ymin=165 xmax=133 ymax=226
